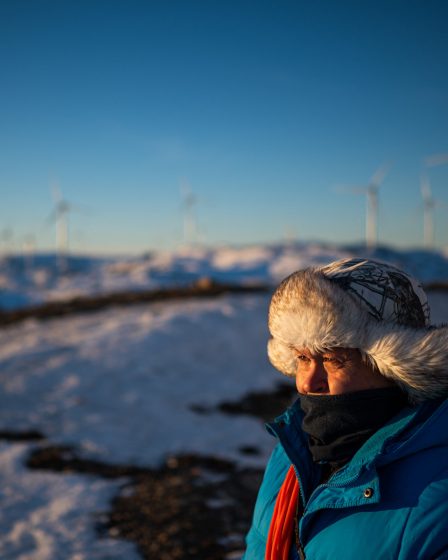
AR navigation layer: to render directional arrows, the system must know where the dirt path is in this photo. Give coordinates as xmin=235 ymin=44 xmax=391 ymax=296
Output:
xmin=0 ymin=280 xmax=269 ymax=327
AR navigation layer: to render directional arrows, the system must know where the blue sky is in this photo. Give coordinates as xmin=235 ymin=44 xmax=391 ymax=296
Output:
xmin=1 ymin=0 xmax=448 ymax=254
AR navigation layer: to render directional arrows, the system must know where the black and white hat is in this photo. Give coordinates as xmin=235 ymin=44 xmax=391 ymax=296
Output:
xmin=268 ymin=258 xmax=447 ymax=403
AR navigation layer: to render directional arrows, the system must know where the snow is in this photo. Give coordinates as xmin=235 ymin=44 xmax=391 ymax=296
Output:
xmin=0 ymin=296 xmax=277 ymax=467
xmin=2 ymin=242 xmax=448 ymax=558
xmin=2 ymin=242 xmax=448 ymax=310
xmin=0 ymin=294 xmax=281 ymax=558
xmin=0 ymin=443 xmax=139 ymax=560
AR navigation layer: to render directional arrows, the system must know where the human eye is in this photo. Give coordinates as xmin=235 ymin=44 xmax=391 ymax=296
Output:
xmin=323 ymin=355 xmax=342 ymax=366
xmin=294 ymin=352 xmax=310 ymax=363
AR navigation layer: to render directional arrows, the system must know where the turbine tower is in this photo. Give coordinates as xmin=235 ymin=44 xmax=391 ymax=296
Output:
xmin=422 ymin=151 xmax=448 ymax=248
xmin=420 ymin=174 xmax=435 ymax=248
xmin=337 ymin=163 xmax=391 ymax=250
xmin=180 ymin=181 xmax=198 ymax=246
xmin=47 ymin=186 xmax=75 ymax=273
xmin=48 ymin=187 xmax=72 ymax=252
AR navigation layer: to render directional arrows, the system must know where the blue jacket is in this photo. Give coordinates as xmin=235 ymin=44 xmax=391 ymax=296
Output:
xmin=244 ymin=397 xmax=448 ymax=560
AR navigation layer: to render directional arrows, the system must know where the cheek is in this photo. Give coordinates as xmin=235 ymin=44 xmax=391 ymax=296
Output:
xmin=327 ymin=376 xmax=354 ymax=394
xmin=328 ymin=367 xmax=386 ymax=394
xmin=327 ymin=366 xmax=362 ymax=394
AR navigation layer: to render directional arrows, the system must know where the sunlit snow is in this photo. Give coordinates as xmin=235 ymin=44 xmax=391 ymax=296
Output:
xmin=2 ymin=242 xmax=448 ymax=310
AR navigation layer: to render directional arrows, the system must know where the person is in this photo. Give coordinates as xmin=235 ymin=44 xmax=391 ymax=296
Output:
xmin=243 ymin=258 xmax=448 ymax=560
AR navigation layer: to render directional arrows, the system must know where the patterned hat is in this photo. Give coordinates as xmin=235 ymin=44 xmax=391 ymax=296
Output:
xmin=268 ymin=258 xmax=448 ymax=403
xmin=320 ymin=259 xmax=430 ymax=328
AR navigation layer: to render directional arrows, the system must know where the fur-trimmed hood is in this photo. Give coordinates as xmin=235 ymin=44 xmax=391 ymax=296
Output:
xmin=268 ymin=267 xmax=448 ymax=403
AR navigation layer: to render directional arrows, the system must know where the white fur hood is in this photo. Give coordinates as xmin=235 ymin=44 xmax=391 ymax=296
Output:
xmin=268 ymin=268 xmax=448 ymax=403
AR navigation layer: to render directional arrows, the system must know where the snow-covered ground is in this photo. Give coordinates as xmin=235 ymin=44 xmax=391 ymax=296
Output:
xmin=0 ymin=294 xmax=279 ymax=559
xmin=2 ymin=242 xmax=448 ymax=310
xmin=0 ymin=296 xmax=276 ymax=467
xmin=2 ymin=243 xmax=448 ymax=559
xmin=0 ymin=443 xmax=138 ymax=560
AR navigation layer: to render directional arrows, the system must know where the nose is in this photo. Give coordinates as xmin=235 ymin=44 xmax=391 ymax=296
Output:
xmin=296 ymin=359 xmax=328 ymax=394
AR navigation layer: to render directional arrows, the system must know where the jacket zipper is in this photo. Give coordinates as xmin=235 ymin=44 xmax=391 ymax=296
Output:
xmin=292 ymin=466 xmax=364 ymax=559
xmin=292 ymin=464 xmax=307 ymax=559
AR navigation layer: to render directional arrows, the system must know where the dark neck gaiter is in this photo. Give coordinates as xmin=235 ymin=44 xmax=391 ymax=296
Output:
xmin=299 ymin=387 xmax=409 ymax=466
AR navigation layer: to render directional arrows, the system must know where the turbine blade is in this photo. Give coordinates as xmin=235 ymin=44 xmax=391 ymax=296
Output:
xmin=424 ymin=152 xmax=448 ymax=167
xmin=370 ymin=162 xmax=392 ymax=187
xmin=333 ymin=184 xmax=367 ymax=194
xmin=45 ymin=209 xmax=58 ymax=224
xmin=69 ymin=202 xmax=92 ymax=215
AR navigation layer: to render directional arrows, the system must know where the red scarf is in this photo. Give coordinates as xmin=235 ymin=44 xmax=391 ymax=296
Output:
xmin=265 ymin=465 xmax=300 ymax=560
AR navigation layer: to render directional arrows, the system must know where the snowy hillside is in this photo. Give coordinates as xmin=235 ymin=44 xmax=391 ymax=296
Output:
xmin=2 ymin=243 xmax=448 ymax=559
xmin=1 ymin=242 xmax=448 ymax=311
xmin=0 ymin=294 xmax=277 ymax=559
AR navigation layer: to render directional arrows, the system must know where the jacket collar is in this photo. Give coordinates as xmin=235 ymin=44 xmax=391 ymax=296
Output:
xmin=266 ymin=396 xmax=447 ymax=500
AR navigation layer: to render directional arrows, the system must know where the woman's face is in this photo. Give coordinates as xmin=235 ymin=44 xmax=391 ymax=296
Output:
xmin=294 ymin=347 xmax=394 ymax=395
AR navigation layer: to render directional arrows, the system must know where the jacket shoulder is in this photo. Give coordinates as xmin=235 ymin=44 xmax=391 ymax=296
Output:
xmin=398 ymin=464 xmax=448 ymax=560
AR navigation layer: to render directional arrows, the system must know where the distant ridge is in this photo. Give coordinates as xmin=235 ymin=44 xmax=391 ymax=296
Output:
xmin=1 ymin=242 xmax=448 ymax=313
xmin=0 ymin=279 xmax=269 ymax=327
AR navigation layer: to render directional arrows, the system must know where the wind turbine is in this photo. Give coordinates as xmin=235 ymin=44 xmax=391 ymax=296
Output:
xmin=180 ymin=181 xmax=198 ymax=246
xmin=47 ymin=187 xmax=72 ymax=253
xmin=337 ymin=163 xmax=391 ymax=250
xmin=420 ymin=151 xmax=448 ymax=248
xmin=420 ymin=173 xmax=436 ymax=248
xmin=419 ymin=171 xmax=448 ymax=249
xmin=46 ymin=186 xmax=85 ymax=273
